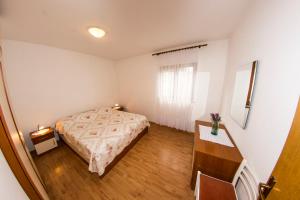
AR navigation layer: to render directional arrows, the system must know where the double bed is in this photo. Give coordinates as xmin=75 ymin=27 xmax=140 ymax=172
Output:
xmin=55 ymin=107 xmax=149 ymax=176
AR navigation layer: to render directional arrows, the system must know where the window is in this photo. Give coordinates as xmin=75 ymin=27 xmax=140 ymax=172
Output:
xmin=156 ymin=63 xmax=197 ymax=131
xmin=158 ymin=64 xmax=195 ymax=106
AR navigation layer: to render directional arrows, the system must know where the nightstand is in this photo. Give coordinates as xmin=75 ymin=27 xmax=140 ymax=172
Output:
xmin=112 ymin=105 xmax=124 ymax=111
xmin=30 ymin=127 xmax=57 ymax=155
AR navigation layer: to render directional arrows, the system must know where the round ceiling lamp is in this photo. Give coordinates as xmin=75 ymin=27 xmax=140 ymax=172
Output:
xmin=88 ymin=27 xmax=106 ymax=38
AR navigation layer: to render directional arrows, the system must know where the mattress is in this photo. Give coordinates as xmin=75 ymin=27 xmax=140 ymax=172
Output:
xmin=55 ymin=107 xmax=149 ymax=175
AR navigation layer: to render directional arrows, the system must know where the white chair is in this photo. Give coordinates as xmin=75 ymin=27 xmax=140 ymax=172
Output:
xmin=194 ymin=159 xmax=259 ymax=200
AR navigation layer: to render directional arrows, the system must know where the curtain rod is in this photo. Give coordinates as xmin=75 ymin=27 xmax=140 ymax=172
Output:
xmin=152 ymin=44 xmax=208 ymax=56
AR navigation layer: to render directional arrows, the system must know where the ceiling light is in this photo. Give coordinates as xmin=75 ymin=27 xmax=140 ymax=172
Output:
xmin=88 ymin=27 xmax=106 ymax=38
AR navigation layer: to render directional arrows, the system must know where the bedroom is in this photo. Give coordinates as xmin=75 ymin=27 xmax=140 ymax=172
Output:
xmin=0 ymin=0 xmax=300 ymax=200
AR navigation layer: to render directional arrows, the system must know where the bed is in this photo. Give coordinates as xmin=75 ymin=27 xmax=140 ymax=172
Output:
xmin=55 ymin=107 xmax=149 ymax=176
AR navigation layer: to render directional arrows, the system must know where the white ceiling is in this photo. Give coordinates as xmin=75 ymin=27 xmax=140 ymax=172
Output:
xmin=0 ymin=0 xmax=250 ymax=60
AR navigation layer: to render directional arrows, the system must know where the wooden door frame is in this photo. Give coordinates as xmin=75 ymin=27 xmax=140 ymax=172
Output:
xmin=0 ymin=106 xmax=44 ymax=200
xmin=0 ymin=60 xmax=45 ymax=199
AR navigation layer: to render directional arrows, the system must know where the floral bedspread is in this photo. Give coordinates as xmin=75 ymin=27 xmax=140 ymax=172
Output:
xmin=56 ymin=107 xmax=149 ymax=175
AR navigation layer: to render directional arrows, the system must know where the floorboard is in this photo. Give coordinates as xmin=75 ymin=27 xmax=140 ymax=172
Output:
xmin=33 ymin=123 xmax=194 ymax=200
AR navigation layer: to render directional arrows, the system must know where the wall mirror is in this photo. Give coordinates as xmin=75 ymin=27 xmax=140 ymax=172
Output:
xmin=230 ymin=60 xmax=258 ymax=129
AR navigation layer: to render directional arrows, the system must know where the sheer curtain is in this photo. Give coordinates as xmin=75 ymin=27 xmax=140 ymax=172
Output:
xmin=155 ymin=48 xmax=200 ymax=131
xmin=156 ymin=63 xmax=197 ymax=131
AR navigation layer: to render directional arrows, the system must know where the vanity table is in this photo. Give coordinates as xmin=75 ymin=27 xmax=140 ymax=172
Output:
xmin=190 ymin=120 xmax=243 ymax=189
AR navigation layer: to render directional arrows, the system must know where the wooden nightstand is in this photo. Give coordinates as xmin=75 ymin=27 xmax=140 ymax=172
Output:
xmin=30 ymin=127 xmax=57 ymax=155
xmin=112 ymin=105 xmax=124 ymax=111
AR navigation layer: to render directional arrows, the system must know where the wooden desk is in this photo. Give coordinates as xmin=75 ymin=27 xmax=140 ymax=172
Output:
xmin=191 ymin=120 xmax=243 ymax=189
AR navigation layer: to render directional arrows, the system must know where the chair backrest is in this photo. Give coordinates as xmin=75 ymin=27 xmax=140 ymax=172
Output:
xmin=232 ymin=160 xmax=259 ymax=200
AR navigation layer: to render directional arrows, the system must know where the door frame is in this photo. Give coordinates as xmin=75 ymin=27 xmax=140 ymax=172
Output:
xmin=0 ymin=105 xmax=44 ymax=200
xmin=0 ymin=60 xmax=46 ymax=199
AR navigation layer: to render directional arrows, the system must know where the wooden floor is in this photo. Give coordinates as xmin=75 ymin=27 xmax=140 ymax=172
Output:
xmin=33 ymin=123 xmax=194 ymax=200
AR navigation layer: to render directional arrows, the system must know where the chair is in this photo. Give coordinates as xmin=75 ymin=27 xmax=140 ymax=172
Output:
xmin=194 ymin=159 xmax=259 ymax=200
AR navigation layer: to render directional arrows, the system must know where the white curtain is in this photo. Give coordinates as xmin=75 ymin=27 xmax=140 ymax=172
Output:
xmin=155 ymin=48 xmax=200 ymax=131
xmin=156 ymin=63 xmax=197 ymax=131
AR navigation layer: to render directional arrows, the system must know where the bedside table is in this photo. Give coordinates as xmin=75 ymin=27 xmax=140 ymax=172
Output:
xmin=30 ymin=127 xmax=57 ymax=155
xmin=112 ymin=106 xmax=124 ymax=111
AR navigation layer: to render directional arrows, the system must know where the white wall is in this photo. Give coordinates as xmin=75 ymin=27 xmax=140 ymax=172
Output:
xmin=116 ymin=40 xmax=228 ymax=122
xmin=0 ymin=150 xmax=29 ymax=200
xmin=221 ymin=0 xmax=300 ymax=182
xmin=116 ymin=53 xmax=157 ymax=121
xmin=2 ymin=40 xmax=118 ymax=150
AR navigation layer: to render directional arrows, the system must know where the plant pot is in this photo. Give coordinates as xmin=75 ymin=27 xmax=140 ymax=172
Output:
xmin=211 ymin=121 xmax=219 ymax=135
